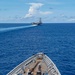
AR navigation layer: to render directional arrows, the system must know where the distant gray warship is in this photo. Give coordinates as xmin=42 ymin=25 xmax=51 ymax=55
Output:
xmin=32 ymin=18 xmax=42 ymax=25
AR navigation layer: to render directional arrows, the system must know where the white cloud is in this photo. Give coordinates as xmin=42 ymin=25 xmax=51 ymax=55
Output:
xmin=68 ymin=18 xmax=75 ymax=21
xmin=40 ymin=11 xmax=53 ymax=15
xmin=24 ymin=3 xmax=53 ymax=18
xmin=61 ymin=14 xmax=65 ymax=17
xmin=24 ymin=3 xmax=43 ymax=18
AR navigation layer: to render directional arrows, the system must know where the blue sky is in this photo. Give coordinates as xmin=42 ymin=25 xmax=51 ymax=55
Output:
xmin=0 ymin=0 xmax=75 ymax=23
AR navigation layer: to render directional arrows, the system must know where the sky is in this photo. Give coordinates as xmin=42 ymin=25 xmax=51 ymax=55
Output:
xmin=0 ymin=0 xmax=75 ymax=23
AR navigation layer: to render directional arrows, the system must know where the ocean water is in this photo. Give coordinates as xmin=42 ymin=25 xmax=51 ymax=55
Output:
xmin=0 ymin=23 xmax=75 ymax=75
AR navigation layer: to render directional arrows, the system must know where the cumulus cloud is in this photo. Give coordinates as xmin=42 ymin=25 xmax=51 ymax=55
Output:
xmin=24 ymin=3 xmax=53 ymax=18
xmin=24 ymin=3 xmax=43 ymax=18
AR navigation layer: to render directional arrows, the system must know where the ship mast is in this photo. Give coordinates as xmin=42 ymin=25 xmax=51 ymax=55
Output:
xmin=39 ymin=18 xmax=42 ymax=23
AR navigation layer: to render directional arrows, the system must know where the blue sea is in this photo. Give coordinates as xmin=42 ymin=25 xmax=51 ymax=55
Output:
xmin=0 ymin=23 xmax=75 ymax=75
